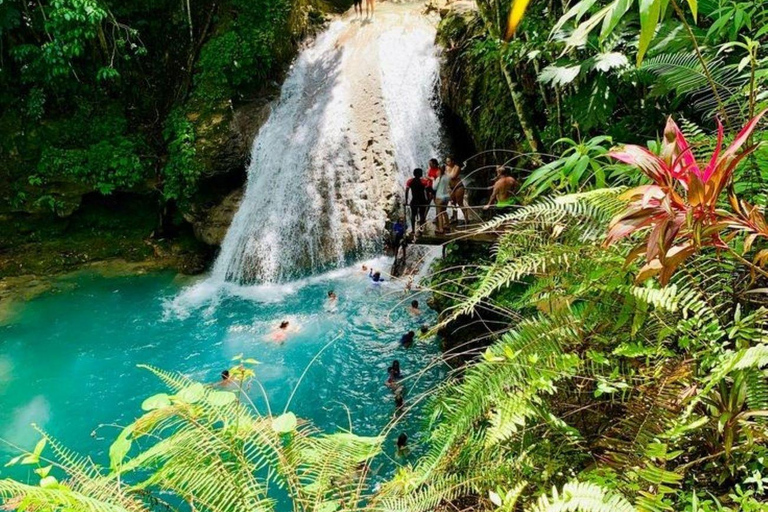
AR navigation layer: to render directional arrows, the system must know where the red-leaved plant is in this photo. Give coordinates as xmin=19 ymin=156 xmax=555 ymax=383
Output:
xmin=604 ymin=111 xmax=768 ymax=285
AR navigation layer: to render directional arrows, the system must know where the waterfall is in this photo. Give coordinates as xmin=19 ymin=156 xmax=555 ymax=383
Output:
xmin=212 ymin=8 xmax=444 ymax=285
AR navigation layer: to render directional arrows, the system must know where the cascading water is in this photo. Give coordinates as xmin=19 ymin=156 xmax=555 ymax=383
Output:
xmin=211 ymin=6 xmax=444 ymax=285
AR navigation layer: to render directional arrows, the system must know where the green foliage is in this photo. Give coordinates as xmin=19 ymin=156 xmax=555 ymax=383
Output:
xmin=37 ymin=136 xmax=148 ymax=194
xmin=0 ymin=365 xmax=382 ymax=512
xmin=193 ymin=0 xmax=294 ymax=103
xmin=521 ymin=136 xmax=617 ymax=199
xmin=382 ymin=178 xmax=768 ymax=511
xmin=162 ymin=109 xmax=203 ymax=202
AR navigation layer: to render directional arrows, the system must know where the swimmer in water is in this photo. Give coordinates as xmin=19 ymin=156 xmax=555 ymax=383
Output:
xmin=409 ymin=300 xmax=422 ymax=316
xmin=400 ymin=331 xmax=415 ymax=348
xmin=217 ymin=369 xmax=232 ymax=387
xmin=270 ymin=320 xmax=298 ymax=343
xmin=386 ymin=360 xmax=403 ymax=394
xmin=369 ymin=269 xmax=385 ymax=283
xmin=396 ymin=433 xmax=410 ymax=457
xmin=327 ymin=290 xmax=337 ymax=303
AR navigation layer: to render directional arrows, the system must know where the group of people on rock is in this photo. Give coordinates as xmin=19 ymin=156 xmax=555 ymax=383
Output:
xmin=352 ymin=0 xmax=375 ymax=19
xmin=404 ymin=156 xmax=468 ymax=238
xmin=402 ymin=158 xmax=519 ymax=241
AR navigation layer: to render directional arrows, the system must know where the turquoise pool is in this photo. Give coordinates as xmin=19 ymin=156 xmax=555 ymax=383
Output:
xmin=0 ymin=258 xmax=444 ymax=486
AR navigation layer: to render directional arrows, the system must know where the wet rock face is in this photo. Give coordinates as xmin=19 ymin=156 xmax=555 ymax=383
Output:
xmin=184 ymin=100 xmax=274 ymax=247
xmin=191 ymin=188 xmax=243 ymax=246
xmin=194 ymin=100 xmax=273 ymax=181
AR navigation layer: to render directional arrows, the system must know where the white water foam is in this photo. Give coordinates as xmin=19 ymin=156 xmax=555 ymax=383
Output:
xmin=378 ymin=23 xmax=444 ymax=182
xmin=172 ymin=9 xmax=446 ymax=315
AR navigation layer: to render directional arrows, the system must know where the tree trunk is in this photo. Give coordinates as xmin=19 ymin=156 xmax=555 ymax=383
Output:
xmin=499 ymin=52 xmax=543 ymax=159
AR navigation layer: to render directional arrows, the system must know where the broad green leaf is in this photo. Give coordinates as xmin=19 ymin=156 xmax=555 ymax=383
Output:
xmin=685 ymin=0 xmax=697 ymax=20
xmin=141 ymin=393 xmax=172 ymax=411
xmin=600 ymin=0 xmax=633 ymax=40
xmin=34 ymin=465 xmax=52 ymax=478
xmin=538 ymin=65 xmax=581 ymax=86
xmin=570 ymin=155 xmax=590 ymax=187
xmin=39 ymin=476 xmax=58 ymax=488
xmin=637 ymin=0 xmax=661 ymax=66
xmin=551 ymin=0 xmax=600 ymax=35
xmin=206 ymin=390 xmax=237 ymax=407
xmin=32 ymin=438 xmax=46 ymax=458
xmin=178 ymin=383 xmax=206 ymax=404
xmin=109 ymin=426 xmax=133 ymax=471
xmin=272 ymin=412 xmax=298 ymax=433
xmin=5 ymin=455 xmax=24 ymax=467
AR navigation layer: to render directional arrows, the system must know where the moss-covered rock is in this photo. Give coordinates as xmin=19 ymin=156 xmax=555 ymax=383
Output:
xmin=436 ymin=3 xmax=522 ymax=152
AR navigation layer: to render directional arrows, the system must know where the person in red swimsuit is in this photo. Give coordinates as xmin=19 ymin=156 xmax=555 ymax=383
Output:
xmin=426 ymin=158 xmax=440 ymax=181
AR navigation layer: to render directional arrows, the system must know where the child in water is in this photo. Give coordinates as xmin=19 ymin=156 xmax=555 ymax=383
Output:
xmin=409 ymin=300 xmax=422 ymax=316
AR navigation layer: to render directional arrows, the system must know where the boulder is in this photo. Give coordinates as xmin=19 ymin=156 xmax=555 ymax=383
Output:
xmin=191 ymin=188 xmax=243 ymax=246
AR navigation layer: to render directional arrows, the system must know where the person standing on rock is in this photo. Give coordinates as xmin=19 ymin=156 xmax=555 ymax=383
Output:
xmin=483 ymin=166 xmax=519 ymax=213
xmin=446 ymin=156 xmax=469 ymax=226
xmin=432 ymin=163 xmax=451 ymax=234
xmin=366 ymin=0 xmax=375 ymax=18
xmin=426 ymin=158 xmax=440 ymax=181
xmin=353 ymin=0 xmax=362 ymax=17
xmin=405 ymin=168 xmax=432 ymax=240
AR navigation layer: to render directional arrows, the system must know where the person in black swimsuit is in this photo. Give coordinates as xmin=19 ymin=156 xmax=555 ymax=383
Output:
xmin=405 ymin=168 xmax=433 ymax=239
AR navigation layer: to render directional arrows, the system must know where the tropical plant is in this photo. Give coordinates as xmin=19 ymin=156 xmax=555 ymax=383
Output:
xmin=0 ymin=362 xmax=382 ymax=512
xmin=605 ymin=111 xmax=768 ymax=284
xmin=521 ymin=136 xmax=616 ymax=199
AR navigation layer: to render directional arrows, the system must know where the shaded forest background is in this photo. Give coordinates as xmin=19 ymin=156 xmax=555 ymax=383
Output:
xmin=0 ymin=0 xmax=347 ymax=276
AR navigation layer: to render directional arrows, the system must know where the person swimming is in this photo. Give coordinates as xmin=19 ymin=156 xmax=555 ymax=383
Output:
xmin=396 ymin=432 xmax=410 ymax=457
xmin=369 ymin=269 xmax=385 ymax=284
xmin=400 ymin=331 xmax=415 ymax=348
xmin=217 ymin=369 xmax=232 ymax=387
xmin=388 ymin=360 xmax=401 ymax=379
xmin=409 ymin=300 xmax=422 ymax=316
xmin=270 ymin=320 xmax=297 ymax=343
xmin=394 ymin=388 xmax=404 ymax=417
xmin=386 ymin=360 xmax=403 ymax=394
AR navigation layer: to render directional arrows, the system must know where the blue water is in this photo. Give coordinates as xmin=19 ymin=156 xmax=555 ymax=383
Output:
xmin=0 ymin=258 xmax=444 ymax=487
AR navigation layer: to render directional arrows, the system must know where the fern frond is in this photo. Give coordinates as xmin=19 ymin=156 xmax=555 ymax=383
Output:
xmin=527 ymin=480 xmax=635 ymax=512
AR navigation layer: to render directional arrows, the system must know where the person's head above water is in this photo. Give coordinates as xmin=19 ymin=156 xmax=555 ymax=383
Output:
xmin=420 ymin=325 xmax=429 ymax=334
xmin=221 ymin=369 xmax=230 ymax=381
xmin=328 ymin=290 xmax=336 ymax=299
xmin=397 ymin=433 xmax=408 ymax=448
xmin=412 ymin=168 xmax=423 ymax=178
xmin=279 ymin=321 xmax=289 ymax=329
xmin=411 ymin=300 xmax=419 ymax=309
xmin=391 ymin=360 xmax=400 ymax=374
xmin=428 ymin=158 xmax=438 ymax=169
xmin=373 ymin=271 xmax=382 ymax=281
